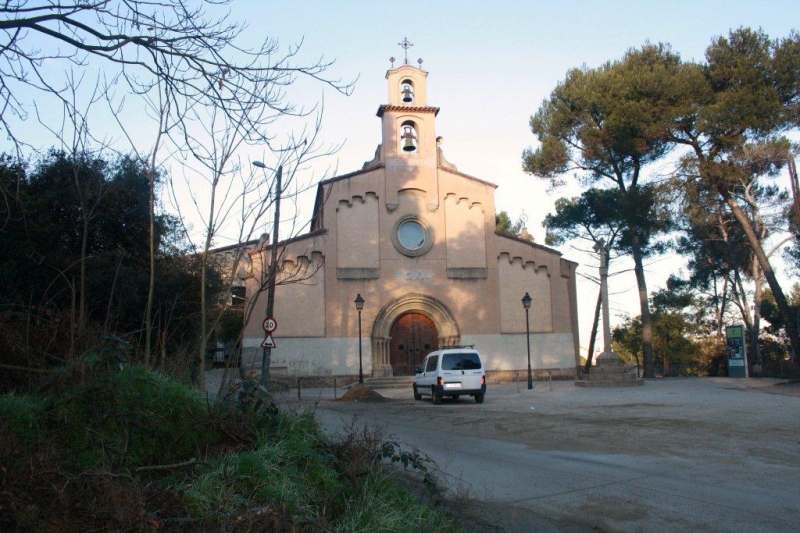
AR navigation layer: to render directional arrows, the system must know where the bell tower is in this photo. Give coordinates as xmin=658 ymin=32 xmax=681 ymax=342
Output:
xmin=374 ymin=40 xmax=443 ymax=212
xmin=378 ymin=61 xmax=439 ymax=165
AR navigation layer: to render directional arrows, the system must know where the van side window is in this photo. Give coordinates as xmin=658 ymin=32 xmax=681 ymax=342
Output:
xmin=425 ymin=355 xmax=438 ymax=372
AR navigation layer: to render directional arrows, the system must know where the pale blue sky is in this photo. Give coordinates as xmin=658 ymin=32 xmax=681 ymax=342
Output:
xmin=4 ymin=1 xmax=798 ymax=347
xmin=235 ymin=1 xmax=798 ymax=343
xmin=235 ymin=0 xmax=799 ymax=239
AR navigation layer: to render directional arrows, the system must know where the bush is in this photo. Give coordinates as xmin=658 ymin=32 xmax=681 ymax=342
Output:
xmin=47 ymin=365 xmax=224 ymax=470
xmin=0 ymin=364 xmax=458 ymax=531
xmin=0 ymin=394 xmax=44 ymax=446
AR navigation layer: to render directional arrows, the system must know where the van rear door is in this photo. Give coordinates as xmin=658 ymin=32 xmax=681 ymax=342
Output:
xmin=441 ymin=351 xmax=483 ymax=390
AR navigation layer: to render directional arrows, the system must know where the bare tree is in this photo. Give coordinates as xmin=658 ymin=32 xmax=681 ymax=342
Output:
xmin=1 ymin=1 xmax=352 ymax=386
xmin=0 ymin=1 xmax=350 ymax=148
xmin=107 ymin=65 xmax=172 ymax=366
xmin=33 ymin=71 xmax=117 ymax=332
xmin=169 ymin=93 xmax=340 ymax=389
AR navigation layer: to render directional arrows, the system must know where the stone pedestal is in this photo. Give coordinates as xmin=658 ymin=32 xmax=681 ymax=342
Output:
xmin=575 ymin=352 xmax=644 ymax=388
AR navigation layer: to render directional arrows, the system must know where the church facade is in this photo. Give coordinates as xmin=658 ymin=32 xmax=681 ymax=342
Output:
xmin=241 ymin=63 xmax=580 ymax=380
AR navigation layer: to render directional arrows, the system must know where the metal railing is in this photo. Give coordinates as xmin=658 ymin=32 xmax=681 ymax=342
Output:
xmin=750 ymin=360 xmax=800 ymax=380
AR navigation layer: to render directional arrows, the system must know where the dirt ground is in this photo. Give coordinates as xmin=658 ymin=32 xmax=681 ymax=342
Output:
xmin=207 ymin=373 xmax=800 ymax=532
xmin=308 ymin=378 xmax=800 ymax=532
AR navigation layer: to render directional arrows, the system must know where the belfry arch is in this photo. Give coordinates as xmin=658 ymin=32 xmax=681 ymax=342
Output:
xmin=370 ymin=293 xmax=460 ymax=377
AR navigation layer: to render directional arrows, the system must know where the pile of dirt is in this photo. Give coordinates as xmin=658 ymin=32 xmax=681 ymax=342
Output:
xmin=338 ymin=384 xmax=387 ymax=402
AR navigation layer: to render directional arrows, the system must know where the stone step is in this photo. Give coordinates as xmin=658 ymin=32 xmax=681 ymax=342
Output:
xmin=582 ymin=372 xmax=640 ymax=381
xmin=364 ymin=376 xmax=415 ymax=389
xmin=575 ymin=378 xmax=645 ymax=388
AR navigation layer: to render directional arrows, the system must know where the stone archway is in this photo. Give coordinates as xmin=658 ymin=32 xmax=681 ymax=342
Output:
xmin=370 ymin=293 xmax=460 ymax=377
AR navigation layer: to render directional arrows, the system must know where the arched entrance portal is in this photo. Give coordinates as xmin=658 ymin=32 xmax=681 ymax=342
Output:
xmin=370 ymin=293 xmax=460 ymax=377
xmin=389 ymin=313 xmax=439 ymax=375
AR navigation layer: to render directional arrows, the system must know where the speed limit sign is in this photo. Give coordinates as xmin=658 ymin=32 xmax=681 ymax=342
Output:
xmin=262 ymin=317 xmax=278 ymax=333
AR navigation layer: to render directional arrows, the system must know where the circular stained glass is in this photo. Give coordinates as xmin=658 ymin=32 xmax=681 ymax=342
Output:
xmin=398 ymin=220 xmax=426 ymax=250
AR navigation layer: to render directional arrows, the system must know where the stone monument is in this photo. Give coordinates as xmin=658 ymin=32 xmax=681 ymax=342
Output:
xmin=576 ymin=241 xmax=644 ymax=388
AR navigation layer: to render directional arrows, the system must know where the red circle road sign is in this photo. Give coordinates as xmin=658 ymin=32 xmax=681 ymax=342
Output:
xmin=262 ymin=317 xmax=278 ymax=332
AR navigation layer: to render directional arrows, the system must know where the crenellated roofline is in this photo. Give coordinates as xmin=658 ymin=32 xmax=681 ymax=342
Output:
xmin=308 ymin=162 xmax=502 ymax=233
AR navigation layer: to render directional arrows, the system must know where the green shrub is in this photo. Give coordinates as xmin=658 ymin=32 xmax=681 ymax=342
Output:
xmin=1 ymin=365 xmax=458 ymax=531
xmin=0 ymin=393 xmax=44 ymax=446
xmin=334 ymin=475 xmax=458 ymax=532
xmin=48 ymin=365 xmax=223 ymax=470
xmin=183 ymin=408 xmax=345 ymax=527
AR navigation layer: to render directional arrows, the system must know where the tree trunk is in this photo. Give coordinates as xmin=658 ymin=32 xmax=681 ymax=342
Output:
xmin=789 ymin=155 xmax=800 ymax=226
xmin=196 ymin=249 xmax=208 ymax=391
xmin=716 ymin=275 xmax=729 ymax=340
xmin=733 ymin=270 xmax=754 ymax=336
xmin=144 ymin=165 xmax=156 ymax=366
xmin=630 ymin=236 xmax=655 ymax=378
xmin=585 ymin=287 xmax=602 ymax=372
xmin=751 ymin=269 xmax=763 ymax=365
xmin=196 ymin=191 xmax=218 ymax=391
xmin=722 ymin=190 xmax=800 ymax=361
xmin=78 ymin=205 xmax=89 ymax=330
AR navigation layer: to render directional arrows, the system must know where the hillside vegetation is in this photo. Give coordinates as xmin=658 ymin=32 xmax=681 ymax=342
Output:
xmin=0 ymin=339 xmax=457 ymax=531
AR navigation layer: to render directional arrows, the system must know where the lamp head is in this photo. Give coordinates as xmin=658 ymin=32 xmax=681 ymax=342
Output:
xmin=521 ymin=292 xmax=532 ymax=310
xmin=354 ymin=293 xmax=365 ymax=311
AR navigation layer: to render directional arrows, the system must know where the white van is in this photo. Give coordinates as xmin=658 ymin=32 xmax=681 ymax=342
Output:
xmin=413 ymin=347 xmax=486 ymax=404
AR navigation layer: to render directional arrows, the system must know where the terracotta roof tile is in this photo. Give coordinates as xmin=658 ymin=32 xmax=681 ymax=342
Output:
xmin=377 ymin=105 xmax=440 ymax=117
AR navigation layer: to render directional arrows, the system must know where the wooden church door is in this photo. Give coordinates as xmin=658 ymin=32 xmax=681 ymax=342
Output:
xmin=390 ymin=313 xmax=439 ymax=376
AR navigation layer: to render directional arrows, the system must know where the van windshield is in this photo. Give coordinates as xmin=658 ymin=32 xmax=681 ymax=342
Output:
xmin=441 ymin=352 xmax=482 ymax=371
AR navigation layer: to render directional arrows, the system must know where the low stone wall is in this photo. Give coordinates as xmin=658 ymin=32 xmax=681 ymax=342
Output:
xmin=239 ymin=348 xmax=578 ymax=386
xmin=486 ymin=368 xmax=579 ymax=383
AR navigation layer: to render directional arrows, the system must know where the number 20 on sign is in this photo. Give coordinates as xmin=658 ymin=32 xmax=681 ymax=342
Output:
xmin=262 ymin=317 xmax=278 ymax=333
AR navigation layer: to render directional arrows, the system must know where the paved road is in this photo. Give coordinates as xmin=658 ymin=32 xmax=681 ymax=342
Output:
xmin=273 ymin=377 xmax=800 ymax=532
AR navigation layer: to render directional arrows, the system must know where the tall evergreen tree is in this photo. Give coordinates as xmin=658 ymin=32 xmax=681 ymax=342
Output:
xmin=665 ymin=28 xmax=800 ymax=359
xmin=524 ymin=44 xmax=681 ymax=378
xmin=544 ymin=188 xmax=629 ymax=369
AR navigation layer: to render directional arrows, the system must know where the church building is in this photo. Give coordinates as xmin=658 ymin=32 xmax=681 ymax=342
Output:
xmin=241 ymin=58 xmax=580 ymax=381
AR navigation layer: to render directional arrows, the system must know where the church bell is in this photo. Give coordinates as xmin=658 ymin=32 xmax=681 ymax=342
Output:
xmin=401 ymin=126 xmax=417 ymax=152
xmin=401 ymin=85 xmax=414 ymax=103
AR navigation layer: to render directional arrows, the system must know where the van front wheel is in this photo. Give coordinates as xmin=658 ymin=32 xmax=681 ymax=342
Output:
xmin=413 ymin=384 xmax=422 ymax=401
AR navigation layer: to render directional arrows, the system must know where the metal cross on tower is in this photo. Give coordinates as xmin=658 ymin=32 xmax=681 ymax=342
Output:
xmin=398 ymin=37 xmax=413 ymax=64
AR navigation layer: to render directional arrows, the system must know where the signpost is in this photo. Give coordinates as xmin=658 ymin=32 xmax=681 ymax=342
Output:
xmin=725 ymin=325 xmax=747 ymax=378
xmin=262 ymin=317 xmax=278 ymax=350
xmin=261 ymin=335 xmax=277 ymax=349
xmin=262 ymin=317 xmax=278 ymax=333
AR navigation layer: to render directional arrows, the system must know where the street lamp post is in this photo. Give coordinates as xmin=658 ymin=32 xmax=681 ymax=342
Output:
xmin=522 ymin=292 xmax=533 ymax=390
xmin=253 ymin=161 xmax=282 ymax=390
xmin=354 ymin=294 xmax=365 ymax=384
